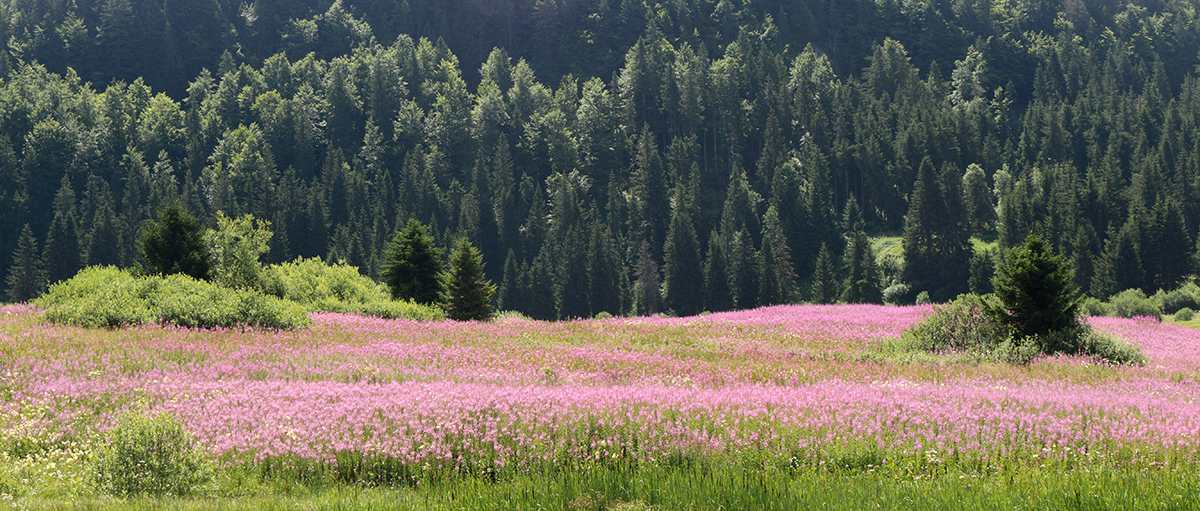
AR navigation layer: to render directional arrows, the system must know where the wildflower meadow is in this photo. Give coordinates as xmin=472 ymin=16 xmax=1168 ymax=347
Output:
xmin=2 ymin=303 xmax=1200 ymax=509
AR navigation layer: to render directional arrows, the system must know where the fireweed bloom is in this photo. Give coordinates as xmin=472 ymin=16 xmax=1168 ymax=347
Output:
xmin=0 ymin=304 xmax=1197 ymax=470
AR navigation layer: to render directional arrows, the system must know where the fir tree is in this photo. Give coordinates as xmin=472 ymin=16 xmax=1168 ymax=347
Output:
xmin=990 ymin=235 xmax=1083 ymax=353
xmin=381 ymin=218 xmax=444 ymax=304
xmin=633 ymin=240 xmax=661 ymax=316
xmin=138 ymin=201 xmax=210 ymax=280
xmin=1149 ymin=197 xmax=1192 ymax=291
xmin=440 ymin=236 xmax=497 ymax=321
xmin=759 ymin=206 xmax=797 ymax=306
xmin=662 ymin=187 xmax=703 ymax=316
xmin=810 ymin=243 xmax=838 ymax=305
xmin=43 ymin=176 xmax=81 ymax=285
xmin=6 ymin=225 xmax=45 ymax=302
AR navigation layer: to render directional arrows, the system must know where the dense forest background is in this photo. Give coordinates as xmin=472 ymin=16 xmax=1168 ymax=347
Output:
xmin=3 ymin=0 xmax=1200 ymax=318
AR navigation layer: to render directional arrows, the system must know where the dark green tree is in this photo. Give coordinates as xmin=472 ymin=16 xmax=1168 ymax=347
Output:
xmin=6 ymin=225 xmax=46 ymax=302
xmin=990 ymin=235 xmax=1083 ymax=352
xmin=382 ymin=219 xmax=445 ymax=305
xmin=43 ymin=176 xmax=82 ymax=285
xmin=1149 ymin=197 xmax=1193 ymax=291
xmin=633 ymin=239 xmax=661 ymax=316
xmin=138 ymin=201 xmax=210 ymax=280
xmin=810 ymin=243 xmax=839 ymax=305
xmin=759 ymin=206 xmax=798 ymax=306
xmin=440 ymin=236 xmax=496 ymax=321
xmin=662 ymin=186 xmax=703 ymax=316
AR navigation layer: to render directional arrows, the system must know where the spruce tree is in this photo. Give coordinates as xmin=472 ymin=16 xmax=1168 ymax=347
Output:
xmin=662 ymin=189 xmax=703 ymax=316
xmin=138 ymin=201 xmax=209 ymax=280
xmin=759 ymin=206 xmax=797 ymax=305
xmin=44 ymin=177 xmax=82 ymax=285
xmin=810 ymin=243 xmax=838 ymax=304
xmin=1149 ymin=197 xmax=1192 ymax=291
xmin=440 ymin=236 xmax=496 ymax=321
xmin=6 ymin=224 xmax=45 ymax=302
xmin=633 ymin=240 xmax=661 ymax=316
xmin=381 ymin=218 xmax=444 ymax=305
xmin=990 ymin=235 xmax=1083 ymax=353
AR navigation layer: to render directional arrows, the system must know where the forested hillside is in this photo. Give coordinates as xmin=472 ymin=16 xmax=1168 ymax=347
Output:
xmin=3 ymin=0 xmax=1200 ymax=318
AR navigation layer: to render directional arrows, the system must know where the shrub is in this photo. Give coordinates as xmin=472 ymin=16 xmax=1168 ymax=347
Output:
xmin=914 ymin=291 xmax=931 ymax=305
xmin=1156 ymin=282 xmax=1200 ymax=314
xmin=882 ymin=283 xmax=912 ymax=305
xmin=264 ymin=257 xmax=444 ymax=320
xmin=36 ymin=266 xmax=310 ymax=329
xmin=899 ymin=292 xmax=1144 ymax=365
xmin=1175 ymin=307 xmax=1195 ymax=321
xmin=93 ymin=411 xmax=210 ymax=497
xmin=900 ymin=294 xmax=1015 ymax=353
xmin=1108 ymin=289 xmax=1163 ymax=320
xmin=1080 ymin=297 xmax=1109 ymax=317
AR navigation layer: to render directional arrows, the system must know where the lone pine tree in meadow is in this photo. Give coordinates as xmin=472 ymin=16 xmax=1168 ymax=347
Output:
xmin=440 ymin=236 xmax=496 ymax=321
xmin=138 ymin=201 xmax=210 ymax=280
xmin=382 ymin=219 xmax=444 ymax=305
xmin=989 ymin=234 xmax=1083 ymax=353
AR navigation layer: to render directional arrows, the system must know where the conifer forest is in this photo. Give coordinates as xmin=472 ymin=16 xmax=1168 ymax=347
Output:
xmin=4 ymin=0 xmax=1200 ymax=319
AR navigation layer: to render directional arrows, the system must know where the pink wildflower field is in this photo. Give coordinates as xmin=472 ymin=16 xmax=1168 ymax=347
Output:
xmin=2 ymin=303 xmax=1198 ymax=472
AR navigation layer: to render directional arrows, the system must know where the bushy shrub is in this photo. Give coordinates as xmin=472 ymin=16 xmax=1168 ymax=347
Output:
xmin=900 ymin=294 xmax=1014 ymax=353
xmin=264 ymin=257 xmax=444 ymax=320
xmin=93 ymin=411 xmax=210 ymax=497
xmin=1080 ymin=297 xmax=1109 ymax=317
xmin=882 ymin=283 xmax=912 ymax=305
xmin=1156 ymin=282 xmax=1200 ymax=314
xmin=36 ymin=266 xmax=310 ymax=329
xmin=1108 ymin=289 xmax=1163 ymax=320
xmin=899 ymin=293 xmax=1144 ymax=365
xmin=1175 ymin=307 xmax=1195 ymax=321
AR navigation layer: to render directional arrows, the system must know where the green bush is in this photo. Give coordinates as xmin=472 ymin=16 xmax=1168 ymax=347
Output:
xmin=900 ymin=293 xmax=1144 ymax=365
xmin=1080 ymin=297 xmax=1109 ymax=317
xmin=1155 ymin=282 xmax=1200 ymax=314
xmin=1175 ymin=307 xmax=1195 ymax=321
xmin=264 ymin=257 xmax=444 ymax=320
xmin=36 ymin=266 xmax=311 ymax=329
xmin=1108 ymin=289 xmax=1163 ymax=320
xmin=900 ymin=293 xmax=1014 ymax=353
xmin=93 ymin=410 xmax=210 ymax=497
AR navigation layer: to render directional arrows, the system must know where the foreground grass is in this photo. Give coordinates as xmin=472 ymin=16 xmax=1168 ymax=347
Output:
xmin=9 ymin=463 xmax=1200 ymax=510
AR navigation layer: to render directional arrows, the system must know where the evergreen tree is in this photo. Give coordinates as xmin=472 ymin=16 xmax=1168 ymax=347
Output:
xmin=382 ymin=218 xmax=445 ymax=305
xmin=6 ymin=225 xmax=46 ymax=302
xmin=662 ymin=188 xmax=703 ymax=316
xmin=759 ymin=206 xmax=797 ymax=306
xmin=1149 ymin=197 xmax=1193 ymax=291
xmin=588 ymin=221 xmax=623 ymax=317
xmin=810 ymin=243 xmax=838 ymax=305
xmin=497 ymin=249 xmax=519 ymax=312
xmin=990 ymin=235 xmax=1083 ymax=353
xmin=43 ymin=176 xmax=81 ymax=285
xmin=1091 ymin=218 xmax=1146 ymax=297
xmin=633 ymin=240 xmax=661 ymax=316
xmin=703 ymin=231 xmax=734 ymax=312
xmin=440 ymin=236 xmax=496 ymax=321
xmin=138 ymin=201 xmax=210 ymax=280
xmin=840 ymin=199 xmax=882 ymax=304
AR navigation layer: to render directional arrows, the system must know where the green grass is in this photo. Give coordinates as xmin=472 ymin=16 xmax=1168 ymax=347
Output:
xmin=7 ymin=463 xmax=1199 ymax=510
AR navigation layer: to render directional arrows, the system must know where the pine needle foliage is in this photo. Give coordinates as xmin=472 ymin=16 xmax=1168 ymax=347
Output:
xmin=440 ymin=236 xmax=496 ymax=321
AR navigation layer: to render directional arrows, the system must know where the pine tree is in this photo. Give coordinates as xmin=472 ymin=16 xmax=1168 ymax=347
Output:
xmin=381 ymin=218 xmax=444 ymax=305
xmin=810 ymin=243 xmax=838 ymax=304
xmin=990 ymin=235 xmax=1083 ymax=353
xmin=633 ymin=239 xmax=661 ymax=316
xmin=43 ymin=176 xmax=81 ymax=285
xmin=497 ymin=249 xmax=520 ymax=312
xmin=440 ymin=236 xmax=496 ymax=321
xmin=6 ymin=225 xmax=45 ymax=302
xmin=662 ymin=188 xmax=703 ymax=316
xmin=759 ymin=206 xmax=797 ymax=306
xmin=703 ymin=231 xmax=734 ymax=312
xmin=138 ymin=201 xmax=210 ymax=280
xmin=1149 ymin=196 xmax=1193 ymax=291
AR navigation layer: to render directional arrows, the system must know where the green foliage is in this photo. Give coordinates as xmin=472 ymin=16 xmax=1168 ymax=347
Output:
xmin=203 ymin=212 xmax=272 ymax=292
xmin=900 ymin=293 xmax=1144 ymax=365
xmin=265 ymin=257 xmax=443 ymax=320
xmin=1175 ymin=307 xmax=1194 ymax=321
xmin=382 ymin=219 xmax=444 ymax=305
xmin=6 ymin=224 xmax=46 ymax=302
xmin=990 ymin=235 xmax=1083 ymax=345
xmin=35 ymin=266 xmax=310 ymax=329
xmin=1155 ymin=282 xmax=1200 ymax=314
xmin=93 ymin=410 xmax=210 ymax=497
xmin=440 ymin=237 xmax=495 ymax=321
xmin=1107 ymin=289 xmax=1163 ymax=320
xmin=138 ymin=201 xmax=210 ymax=280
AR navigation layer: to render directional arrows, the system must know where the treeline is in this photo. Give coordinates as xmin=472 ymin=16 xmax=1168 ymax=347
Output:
xmin=4 ymin=0 xmax=1200 ymax=318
